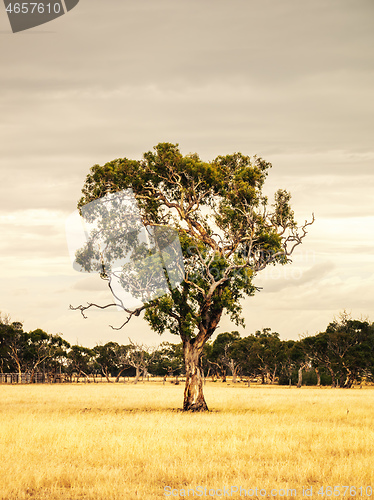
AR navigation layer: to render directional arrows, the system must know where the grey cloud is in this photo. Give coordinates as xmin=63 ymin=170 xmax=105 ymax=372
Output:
xmin=3 ymin=0 xmax=374 ymax=89
xmin=297 ymin=262 xmax=336 ymax=286
xmin=256 ymin=261 xmax=335 ymax=294
xmin=1 ymin=0 xmax=374 ymax=183
xmin=1 ymin=78 xmax=373 ymax=174
xmin=71 ymin=276 xmax=108 ymax=292
xmin=0 ymin=238 xmax=63 ymax=258
xmin=0 ymin=167 xmax=84 ymax=211
xmin=246 ymin=271 xmax=374 ymax=320
xmin=2 ymin=0 xmax=374 ymax=99
xmin=264 ymin=172 xmax=374 ymax=218
xmin=273 ymin=279 xmax=374 ymax=313
xmin=1 ymin=0 xmax=373 ymax=344
xmin=0 ymin=211 xmax=68 ymax=258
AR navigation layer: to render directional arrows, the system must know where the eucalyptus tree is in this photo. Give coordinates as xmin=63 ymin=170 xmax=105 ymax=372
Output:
xmin=279 ymin=339 xmax=299 ymax=386
xmin=324 ymin=315 xmax=372 ymax=387
xmin=149 ymin=341 xmax=183 ymax=378
xmin=1 ymin=320 xmax=27 ymax=382
xmin=210 ymin=331 xmax=242 ymax=382
xmin=25 ymin=329 xmax=69 ymax=383
xmin=288 ymin=338 xmax=309 ymax=388
xmin=301 ymin=315 xmax=374 ymax=387
xmin=93 ymin=342 xmax=119 ymax=382
xmin=229 ymin=334 xmax=258 ymax=381
xmin=125 ymin=340 xmax=158 ymax=384
xmin=71 ymin=142 xmax=313 ymax=411
xmin=67 ymin=345 xmax=94 ymax=382
xmin=250 ymin=329 xmax=284 ymax=384
xmin=112 ymin=344 xmax=131 ymax=382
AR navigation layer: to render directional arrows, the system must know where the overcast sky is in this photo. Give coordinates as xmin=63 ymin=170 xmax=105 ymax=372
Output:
xmin=1 ymin=0 xmax=373 ymax=347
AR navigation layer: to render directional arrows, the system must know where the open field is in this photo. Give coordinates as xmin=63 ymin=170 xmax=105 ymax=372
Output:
xmin=0 ymin=383 xmax=373 ymax=500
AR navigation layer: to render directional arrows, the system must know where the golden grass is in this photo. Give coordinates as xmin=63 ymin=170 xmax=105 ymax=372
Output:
xmin=0 ymin=382 xmax=373 ymax=499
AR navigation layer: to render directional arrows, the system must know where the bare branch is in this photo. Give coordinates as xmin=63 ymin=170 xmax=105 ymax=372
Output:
xmin=69 ymin=302 xmax=120 ymax=319
xmin=109 ymin=306 xmax=147 ymax=330
xmin=69 ymin=301 xmax=147 ymax=331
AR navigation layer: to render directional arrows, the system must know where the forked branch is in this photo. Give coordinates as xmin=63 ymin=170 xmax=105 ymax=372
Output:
xmin=69 ymin=302 xmax=146 ymax=330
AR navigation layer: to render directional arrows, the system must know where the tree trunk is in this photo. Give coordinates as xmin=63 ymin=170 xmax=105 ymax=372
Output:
xmin=16 ymin=361 xmax=22 ymax=384
xmin=344 ymin=376 xmax=353 ymax=388
xmin=328 ymin=367 xmax=336 ymax=388
xmin=297 ymin=365 xmax=303 ymax=388
xmin=10 ymin=348 xmax=23 ymax=384
xmin=115 ymin=367 xmax=126 ymax=383
xmin=271 ymin=364 xmax=277 ymax=385
xmin=102 ymin=367 xmax=111 ymax=383
xmin=183 ymin=340 xmax=208 ymax=412
xmin=229 ymin=360 xmax=237 ymax=383
xmin=134 ymin=366 xmax=141 ymax=384
xmin=315 ymin=367 xmax=321 ymax=387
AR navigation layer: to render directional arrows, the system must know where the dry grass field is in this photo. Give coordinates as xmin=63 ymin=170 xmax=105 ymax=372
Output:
xmin=0 ymin=382 xmax=373 ymax=500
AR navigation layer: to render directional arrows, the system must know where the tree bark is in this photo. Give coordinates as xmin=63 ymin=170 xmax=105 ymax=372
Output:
xmin=271 ymin=364 xmax=277 ymax=385
xmin=134 ymin=366 xmax=141 ymax=384
xmin=10 ymin=347 xmax=23 ymax=384
xmin=102 ymin=367 xmax=111 ymax=383
xmin=115 ymin=367 xmax=126 ymax=383
xmin=228 ymin=359 xmax=238 ymax=383
xmin=181 ymin=291 xmax=223 ymax=411
xmin=16 ymin=361 xmax=22 ymax=384
xmin=183 ymin=340 xmax=208 ymax=411
xmin=328 ymin=367 xmax=336 ymax=388
xmin=315 ymin=367 xmax=321 ymax=387
xmin=297 ymin=365 xmax=303 ymax=388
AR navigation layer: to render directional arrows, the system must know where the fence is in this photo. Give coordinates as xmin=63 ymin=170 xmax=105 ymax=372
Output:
xmin=0 ymin=372 xmax=66 ymax=384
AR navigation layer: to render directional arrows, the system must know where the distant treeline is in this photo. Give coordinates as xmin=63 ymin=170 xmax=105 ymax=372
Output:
xmin=1 ymin=312 xmax=373 ymax=387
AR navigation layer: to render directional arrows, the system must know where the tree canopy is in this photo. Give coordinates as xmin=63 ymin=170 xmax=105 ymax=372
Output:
xmin=71 ymin=142 xmax=314 ymax=410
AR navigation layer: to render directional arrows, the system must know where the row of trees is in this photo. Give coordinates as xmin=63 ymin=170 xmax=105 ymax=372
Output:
xmin=1 ymin=312 xmax=373 ymax=388
xmin=0 ymin=313 xmax=160 ymax=383
xmin=203 ymin=314 xmax=374 ymax=388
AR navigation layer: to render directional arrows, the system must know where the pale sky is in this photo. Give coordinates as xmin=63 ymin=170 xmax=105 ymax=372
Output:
xmin=1 ymin=0 xmax=373 ymax=347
